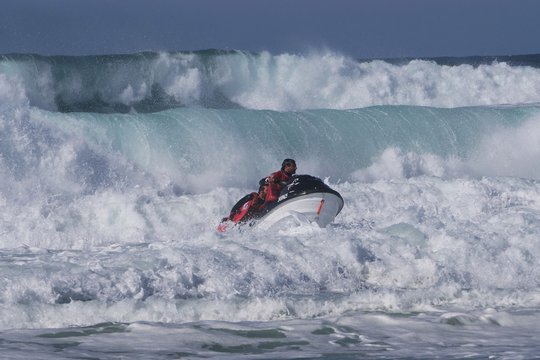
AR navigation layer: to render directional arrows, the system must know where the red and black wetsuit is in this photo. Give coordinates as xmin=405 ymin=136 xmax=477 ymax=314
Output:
xmin=224 ymin=192 xmax=266 ymax=223
xmin=265 ymin=170 xmax=292 ymax=203
xmin=217 ymin=192 xmax=266 ymax=232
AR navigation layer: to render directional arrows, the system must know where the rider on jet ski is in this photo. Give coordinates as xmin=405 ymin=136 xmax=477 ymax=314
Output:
xmin=265 ymin=159 xmax=297 ymax=203
xmin=218 ymin=158 xmax=343 ymax=231
xmin=217 ymin=159 xmax=297 ymax=231
xmin=217 ymin=178 xmax=269 ymax=231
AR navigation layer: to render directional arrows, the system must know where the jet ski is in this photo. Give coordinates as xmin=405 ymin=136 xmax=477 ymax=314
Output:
xmin=255 ymin=175 xmax=344 ymax=229
xmin=218 ymin=175 xmax=344 ymax=231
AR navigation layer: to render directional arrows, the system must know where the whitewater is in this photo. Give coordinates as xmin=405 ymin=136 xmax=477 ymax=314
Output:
xmin=1 ymin=50 xmax=540 ymax=359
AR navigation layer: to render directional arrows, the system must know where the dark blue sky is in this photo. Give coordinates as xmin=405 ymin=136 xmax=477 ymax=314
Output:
xmin=2 ymin=0 xmax=540 ymax=58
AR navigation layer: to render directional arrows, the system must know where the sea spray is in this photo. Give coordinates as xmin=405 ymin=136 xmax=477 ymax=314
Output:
xmin=3 ymin=51 xmax=540 ymax=112
xmin=2 ymin=51 xmax=540 ymax=359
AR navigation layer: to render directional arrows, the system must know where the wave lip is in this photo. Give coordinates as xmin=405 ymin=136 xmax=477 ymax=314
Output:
xmin=3 ymin=51 xmax=540 ymax=112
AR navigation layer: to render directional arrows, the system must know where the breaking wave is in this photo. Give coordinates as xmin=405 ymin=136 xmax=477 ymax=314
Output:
xmin=2 ymin=51 xmax=540 ymax=112
xmin=1 ymin=50 xmax=540 ymax=336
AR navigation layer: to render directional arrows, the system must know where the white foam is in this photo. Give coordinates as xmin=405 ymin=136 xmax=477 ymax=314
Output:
xmin=351 ymin=147 xmax=455 ymax=181
xmin=165 ymin=68 xmax=202 ymax=105
xmin=0 ymin=73 xmax=29 ymax=109
xmin=215 ymin=52 xmax=540 ymax=110
xmin=1 ymin=80 xmax=540 ymax=331
xmin=351 ymin=114 xmax=540 ymax=182
xmin=4 ymin=52 xmax=540 ymax=111
xmin=468 ymin=115 xmax=540 ymax=178
xmin=1 ymin=171 xmax=540 ymax=330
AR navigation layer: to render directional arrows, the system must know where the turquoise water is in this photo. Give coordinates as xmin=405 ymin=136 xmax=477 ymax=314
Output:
xmin=1 ymin=51 xmax=540 ymax=359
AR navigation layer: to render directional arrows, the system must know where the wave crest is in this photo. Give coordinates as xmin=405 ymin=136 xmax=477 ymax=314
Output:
xmin=3 ymin=51 xmax=540 ymax=112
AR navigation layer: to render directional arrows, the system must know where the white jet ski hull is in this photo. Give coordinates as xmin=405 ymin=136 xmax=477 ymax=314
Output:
xmin=256 ymin=192 xmax=344 ymax=230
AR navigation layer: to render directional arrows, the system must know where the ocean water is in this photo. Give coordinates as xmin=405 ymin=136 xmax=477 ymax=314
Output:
xmin=1 ymin=50 xmax=540 ymax=359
